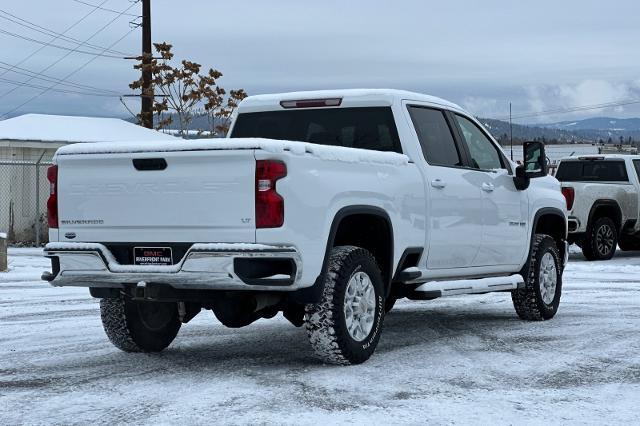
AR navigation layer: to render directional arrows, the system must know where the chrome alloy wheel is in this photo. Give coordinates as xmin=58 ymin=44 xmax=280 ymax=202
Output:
xmin=596 ymin=224 xmax=615 ymax=256
xmin=344 ymin=271 xmax=376 ymax=342
xmin=539 ymin=252 xmax=558 ymax=305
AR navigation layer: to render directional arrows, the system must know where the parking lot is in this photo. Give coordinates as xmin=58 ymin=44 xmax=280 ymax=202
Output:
xmin=1 ymin=247 xmax=639 ymax=425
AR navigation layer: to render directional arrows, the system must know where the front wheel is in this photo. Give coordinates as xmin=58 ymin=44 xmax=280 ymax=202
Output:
xmin=305 ymin=246 xmax=385 ymax=365
xmin=512 ymin=234 xmax=562 ymax=321
xmin=100 ymin=294 xmax=181 ymax=352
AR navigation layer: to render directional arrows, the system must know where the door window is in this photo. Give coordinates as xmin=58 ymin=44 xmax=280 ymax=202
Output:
xmin=633 ymin=160 xmax=640 ymax=181
xmin=455 ymin=115 xmax=505 ymax=170
xmin=407 ymin=106 xmax=461 ymax=167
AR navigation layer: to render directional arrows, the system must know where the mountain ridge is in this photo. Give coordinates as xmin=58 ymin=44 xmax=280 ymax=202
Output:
xmin=480 ymin=116 xmax=640 ymax=143
xmin=538 ymin=117 xmax=640 ymax=132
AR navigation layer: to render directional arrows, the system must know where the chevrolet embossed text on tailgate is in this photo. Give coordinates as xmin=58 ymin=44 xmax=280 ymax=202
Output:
xmin=55 ymin=150 xmax=257 ymax=243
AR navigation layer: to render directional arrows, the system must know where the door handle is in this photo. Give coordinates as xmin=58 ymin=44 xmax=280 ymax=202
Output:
xmin=482 ymin=182 xmax=495 ymax=192
xmin=431 ymin=179 xmax=446 ymax=189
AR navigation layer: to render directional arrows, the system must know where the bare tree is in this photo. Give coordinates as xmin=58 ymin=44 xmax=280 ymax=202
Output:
xmin=200 ymin=69 xmax=247 ymax=137
xmin=130 ymin=42 xmax=247 ymax=138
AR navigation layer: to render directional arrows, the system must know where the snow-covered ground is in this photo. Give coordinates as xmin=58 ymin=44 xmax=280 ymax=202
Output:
xmin=1 ymin=247 xmax=639 ymax=425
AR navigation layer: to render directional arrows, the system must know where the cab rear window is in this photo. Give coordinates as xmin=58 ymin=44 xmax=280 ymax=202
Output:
xmin=556 ymin=160 xmax=628 ymax=182
xmin=230 ymin=107 xmax=402 ymax=153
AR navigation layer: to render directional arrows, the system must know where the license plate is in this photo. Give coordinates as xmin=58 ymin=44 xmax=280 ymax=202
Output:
xmin=133 ymin=247 xmax=173 ymax=266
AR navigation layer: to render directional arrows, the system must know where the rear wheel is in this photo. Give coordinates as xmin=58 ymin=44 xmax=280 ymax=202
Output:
xmin=100 ymin=293 xmax=181 ymax=352
xmin=305 ymin=246 xmax=385 ymax=365
xmin=581 ymin=217 xmax=617 ymax=260
xmin=512 ymin=234 xmax=562 ymax=321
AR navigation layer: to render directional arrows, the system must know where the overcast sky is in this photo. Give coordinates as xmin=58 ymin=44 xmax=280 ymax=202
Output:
xmin=1 ymin=0 xmax=639 ymax=123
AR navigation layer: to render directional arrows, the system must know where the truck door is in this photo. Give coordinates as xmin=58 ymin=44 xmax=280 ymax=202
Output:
xmin=406 ymin=105 xmax=483 ymax=269
xmin=450 ymin=113 xmax=527 ymax=267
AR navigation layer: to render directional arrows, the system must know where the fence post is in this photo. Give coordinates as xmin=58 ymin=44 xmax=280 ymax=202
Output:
xmin=0 ymin=233 xmax=7 ymax=272
xmin=35 ymin=150 xmax=46 ymax=247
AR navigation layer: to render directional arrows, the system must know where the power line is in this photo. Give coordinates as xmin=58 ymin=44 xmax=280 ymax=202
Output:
xmin=0 ymin=1 xmax=139 ymax=103
xmin=1 ymin=26 xmax=138 ymax=118
xmin=70 ymin=0 xmax=140 ymax=17
xmin=0 ymin=61 xmax=120 ymax=95
xmin=0 ymin=76 xmax=118 ymax=97
xmin=0 ymin=28 xmax=127 ymax=58
xmin=513 ymin=99 xmax=640 ymax=120
xmin=491 ymin=98 xmax=640 ymax=122
xmin=0 ymin=9 xmax=132 ymax=56
xmin=0 ymin=0 xmax=111 ymax=80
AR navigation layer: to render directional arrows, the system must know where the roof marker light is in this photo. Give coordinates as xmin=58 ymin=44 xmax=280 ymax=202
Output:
xmin=578 ymin=156 xmax=605 ymax=161
xmin=280 ymin=98 xmax=342 ymax=109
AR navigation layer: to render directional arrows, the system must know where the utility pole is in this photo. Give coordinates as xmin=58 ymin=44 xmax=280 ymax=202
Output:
xmin=141 ymin=0 xmax=153 ymax=129
xmin=509 ymin=102 xmax=513 ymax=161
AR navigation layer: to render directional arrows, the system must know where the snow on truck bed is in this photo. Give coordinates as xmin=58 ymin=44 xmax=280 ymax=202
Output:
xmin=54 ymin=137 xmax=410 ymax=165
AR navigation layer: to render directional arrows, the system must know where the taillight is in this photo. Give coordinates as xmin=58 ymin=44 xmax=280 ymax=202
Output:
xmin=47 ymin=165 xmax=58 ymax=228
xmin=561 ymin=187 xmax=575 ymax=211
xmin=255 ymin=160 xmax=286 ymax=228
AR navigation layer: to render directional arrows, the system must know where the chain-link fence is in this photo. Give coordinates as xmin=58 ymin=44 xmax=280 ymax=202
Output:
xmin=0 ymin=153 xmax=53 ymax=246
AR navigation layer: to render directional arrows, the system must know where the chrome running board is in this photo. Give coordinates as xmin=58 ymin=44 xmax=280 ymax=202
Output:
xmin=412 ymin=274 xmax=524 ymax=299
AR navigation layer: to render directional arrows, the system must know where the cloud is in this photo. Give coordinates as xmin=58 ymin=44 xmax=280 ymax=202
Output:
xmin=558 ymin=80 xmax=632 ymax=107
xmin=461 ymin=97 xmax=502 ymax=117
xmin=522 ymin=80 xmax=640 ymax=122
xmin=524 ymin=86 xmax=548 ymax=115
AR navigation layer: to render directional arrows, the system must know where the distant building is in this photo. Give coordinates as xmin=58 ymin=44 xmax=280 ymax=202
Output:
xmin=598 ymin=144 xmax=639 ymax=155
xmin=0 ymin=114 xmax=175 ymax=243
xmin=507 ymin=144 xmax=599 ymax=164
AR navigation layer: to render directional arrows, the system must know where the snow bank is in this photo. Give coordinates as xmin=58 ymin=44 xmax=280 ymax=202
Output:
xmin=54 ymin=137 xmax=410 ymax=166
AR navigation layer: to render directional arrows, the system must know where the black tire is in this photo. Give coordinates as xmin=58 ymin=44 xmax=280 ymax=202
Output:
xmin=581 ymin=217 xmax=617 ymax=261
xmin=305 ymin=246 xmax=385 ymax=365
xmin=512 ymin=234 xmax=562 ymax=321
xmin=384 ymin=295 xmax=397 ymax=313
xmin=618 ymin=234 xmax=640 ymax=251
xmin=100 ymin=293 xmax=181 ymax=352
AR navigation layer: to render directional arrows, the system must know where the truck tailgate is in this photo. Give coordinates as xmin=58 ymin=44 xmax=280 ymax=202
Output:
xmin=56 ymin=149 xmax=256 ymax=243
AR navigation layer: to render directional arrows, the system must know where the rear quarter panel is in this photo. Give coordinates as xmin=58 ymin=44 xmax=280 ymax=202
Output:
xmin=563 ymin=181 xmax=637 ymax=233
xmin=254 ymin=149 xmax=426 ymax=286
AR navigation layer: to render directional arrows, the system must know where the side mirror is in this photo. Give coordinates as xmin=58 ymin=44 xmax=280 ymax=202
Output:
xmin=513 ymin=141 xmax=547 ymax=190
xmin=523 ymin=141 xmax=547 ymax=177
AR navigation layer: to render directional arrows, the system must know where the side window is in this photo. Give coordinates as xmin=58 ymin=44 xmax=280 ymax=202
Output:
xmin=633 ymin=160 xmax=640 ymax=181
xmin=455 ymin=114 xmax=504 ymax=170
xmin=407 ymin=106 xmax=461 ymax=167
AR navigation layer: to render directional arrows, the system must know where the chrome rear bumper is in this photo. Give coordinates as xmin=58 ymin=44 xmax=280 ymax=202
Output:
xmin=43 ymin=242 xmax=304 ymax=291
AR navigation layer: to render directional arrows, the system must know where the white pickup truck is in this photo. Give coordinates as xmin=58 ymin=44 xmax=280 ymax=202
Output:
xmin=556 ymin=154 xmax=640 ymax=260
xmin=43 ymin=89 xmax=568 ymax=365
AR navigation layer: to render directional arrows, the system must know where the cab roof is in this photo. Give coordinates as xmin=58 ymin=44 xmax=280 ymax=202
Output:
xmin=238 ymin=89 xmax=468 ymax=114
